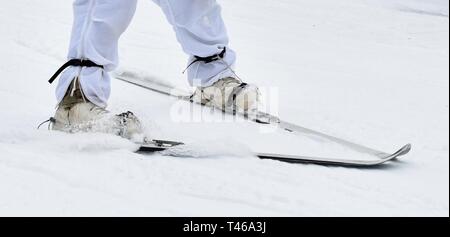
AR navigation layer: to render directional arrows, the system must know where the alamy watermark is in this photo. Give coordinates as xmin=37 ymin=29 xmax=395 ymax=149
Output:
xmin=168 ymin=85 xmax=280 ymax=134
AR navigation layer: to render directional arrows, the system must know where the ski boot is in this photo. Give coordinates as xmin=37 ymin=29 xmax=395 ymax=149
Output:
xmin=191 ymin=77 xmax=261 ymax=114
xmin=49 ymin=78 xmax=143 ymax=140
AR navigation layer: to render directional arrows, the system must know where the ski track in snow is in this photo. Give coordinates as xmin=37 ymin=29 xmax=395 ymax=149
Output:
xmin=0 ymin=0 xmax=448 ymax=216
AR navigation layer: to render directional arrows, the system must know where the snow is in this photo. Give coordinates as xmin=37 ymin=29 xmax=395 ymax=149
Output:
xmin=0 ymin=0 xmax=448 ymax=216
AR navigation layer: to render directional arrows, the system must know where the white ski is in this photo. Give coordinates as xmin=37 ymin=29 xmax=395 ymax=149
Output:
xmin=139 ymin=140 xmax=411 ymax=167
xmin=114 ymin=70 xmax=412 ymax=165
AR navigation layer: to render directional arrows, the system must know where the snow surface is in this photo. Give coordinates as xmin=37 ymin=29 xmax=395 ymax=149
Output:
xmin=0 ymin=0 xmax=448 ymax=216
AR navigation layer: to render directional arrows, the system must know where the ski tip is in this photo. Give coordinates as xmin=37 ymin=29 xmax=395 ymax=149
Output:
xmin=396 ymin=144 xmax=412 ymax=157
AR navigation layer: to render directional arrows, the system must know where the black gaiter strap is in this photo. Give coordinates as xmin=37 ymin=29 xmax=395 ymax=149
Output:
xmin=48 ymin=59 xmax=104 ymax=84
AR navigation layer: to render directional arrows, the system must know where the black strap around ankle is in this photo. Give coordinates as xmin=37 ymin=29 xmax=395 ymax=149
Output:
xmin=183 ymin=47 xmax=227 ymax=73
xmin=48 ymin=59 xmax=104 ymax=84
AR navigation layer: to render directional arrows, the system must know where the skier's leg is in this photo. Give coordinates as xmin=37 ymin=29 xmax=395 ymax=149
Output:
xmin=152 ymin=0 xmax=236 ymax=87
xmin=55 ymin=0 xmax=137 ymax=108
xmin=51 ymin=0 xmax=142 ymax=139
xmin=153 ymin=0 xmax=259 ymax=112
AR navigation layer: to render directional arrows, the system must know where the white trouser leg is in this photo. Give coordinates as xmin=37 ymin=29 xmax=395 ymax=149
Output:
xmin=153 ymin=0 xmax=237 ymax=87
xmin=55 ymin=0 xmax=137 ymax=108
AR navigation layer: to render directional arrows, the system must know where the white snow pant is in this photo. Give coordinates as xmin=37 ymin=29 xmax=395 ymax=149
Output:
xmin=56 ymin=0 xmax=236 ymax=108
